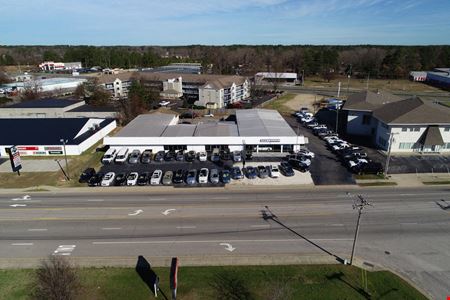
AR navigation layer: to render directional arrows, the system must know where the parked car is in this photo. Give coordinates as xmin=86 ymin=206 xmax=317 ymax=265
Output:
xmin=221 ymin=169 xmax=231 ymax=184
xmin=176 ymin=150 xmax=185 ymax=161
xmin=79 ymin=168 xmax=96 ymax=183
xmin=128 ymin=149 xmax=141 ymax=164
xmin=353 ymin=161 xmax=383 ymax=175
xmin=306 ymin=122 xmax=319 ymax=129
xmin=269 ymin=165 xmax=280 ymax=178
xmin=257 ymin=165 xmax=269 ymax=178
xmin=186 ymin=169 xmax=197 ymax=185
xmin=173 ymin=169 xmax=185 ymax=184
xmin=137 ymin=172 xmax=150 ymax=186
xmin=114 ymin=172 xmax=127 ymax=186
xmin=198 ymin=151 xmax=208 ymax=162
xmin=279 ymin=162 xmax=294 ymax=177
xmin=210 ymin=168 xmax=219 ymax=184
xmin=288 ymin=159 xmax=309 ymax=172
xmin=154 ymin=151 xmax=165 ymax=162
xmin=164 ymin=151 xmax=176 ymax=161
xmin=162 ymin=171 xmax=173 ymax=185
xmin=126 ymin=172 xmax=139 ymax=186
xmin=114 ymin=148 xmax=129 ymax=164
xmin=296 ymin=149 xmax=315 ymax=159
xmin=101 ymin=148 xmax=117 ymax=164
xmin=245 ymin=166 xmax=258 ymax=179
xmin=150 ymin=170 xmax=163 ymax=185
xmin=347 ymin=158 xmax=369 ymax=170
xmin=198 ymin=168 xmax=209 ymax=184
xmin=230 ymin=166 xmax=244 ymax=180
xmin=141 ymin=149 xmax=153 ymax=164
xmin=312 ymin=124 xmax=327 ymax=131
xmin=232 ymin=151 xmax=242 ymax=162
xmin=88 ymin=172 xmax=104 ymax=186
xmin=220 ymin=150 xmax=231 ymax=161
xmin=211 ymin=148 xmax=220 ymax=162
xmin=185 ymin=151 xmax=196 ymax=162
xmin=101 ymin=172 xmax=116 ymax=186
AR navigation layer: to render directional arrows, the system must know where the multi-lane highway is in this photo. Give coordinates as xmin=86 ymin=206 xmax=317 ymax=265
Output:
xmin=0 ymin=187 xmax=449 ymax=299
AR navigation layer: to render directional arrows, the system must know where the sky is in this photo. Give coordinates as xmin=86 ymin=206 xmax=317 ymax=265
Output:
xmin=0 ymin=0 xmax=449 ymax=45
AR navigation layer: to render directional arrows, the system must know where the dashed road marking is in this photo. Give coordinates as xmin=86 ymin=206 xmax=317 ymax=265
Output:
xmin=176 ymin=226 xmax=197 ymax=229
xmin=250 ymin=225 xmax=270 ymax=228
xmin=28 ymin=228 xmax=48 ymax=232
xmin=11 ymin=243 xmax=33 ymax=246
xmin=102 ymin=227 xmax=122 ymax=230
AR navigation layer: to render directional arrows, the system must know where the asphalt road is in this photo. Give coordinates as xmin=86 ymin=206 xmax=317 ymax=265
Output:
xmin=0 ymin=187 xmax=449 ymax=300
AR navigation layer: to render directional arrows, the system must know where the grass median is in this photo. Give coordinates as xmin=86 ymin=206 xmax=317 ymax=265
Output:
xmin=0 ymin=264 xmax=427 ymax=300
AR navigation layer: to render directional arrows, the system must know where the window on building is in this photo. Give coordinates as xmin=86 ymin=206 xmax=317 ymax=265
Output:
xmin=402 ymin=127 xmax=407 ymax=132
xmin=413 ymin=128 xmax=420 ymax=132
xmin=445 ymin=127 xmax=450 ymax=132
xmin=399 ymin=142 xmax=414 ymax=149
xmin=362 ymin=115 xmax=371 ymax=125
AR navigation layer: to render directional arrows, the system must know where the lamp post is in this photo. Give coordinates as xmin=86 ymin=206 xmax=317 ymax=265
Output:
xmin=349 ymin=194 xmax=372 ymax=265
xmin=60 ymin=139 xmax=70 ymax=181
xmin=384 ymin=132 xmax=397 ymax=178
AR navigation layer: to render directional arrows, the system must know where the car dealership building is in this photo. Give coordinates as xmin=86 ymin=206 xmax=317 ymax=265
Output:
xmin=104 ymin=109 xmax=305 ymax=153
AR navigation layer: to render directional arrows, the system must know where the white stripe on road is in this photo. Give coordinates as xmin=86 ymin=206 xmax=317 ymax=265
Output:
xmin=275 ymin=196 xmax=291 ymax=199
xmin=149 ymin=198 xmax=167 ymax=201
xmin=27 ymin=228 xmax=48 ymax=232
xmin=87 ymin=199 xmax=104 ymax=202
xmin=176 ymin=226 xmax=197 ymax=229
xmin=401 ymin=222 xmax=418 ymax=225
xmin=330 ymin=224 xmax=344 ymax=227
xmin=93 ymin=238 xmax=352 ymax=245
xmin=212 ymin=197 xmax=230 ymax=200
xmin=102 ymin=227 xmax=122 ymax=230
xmin=250 ymin=225 xmax=271 ymax=228
xmin=12 ymin=243 xmax=34 ymax=246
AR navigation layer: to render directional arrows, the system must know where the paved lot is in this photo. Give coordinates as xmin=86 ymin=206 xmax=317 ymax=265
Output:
xmin=285 ymin=116 xmax=355 ymax=186
xmin=0 ymin=159 xmax=68 ymax=173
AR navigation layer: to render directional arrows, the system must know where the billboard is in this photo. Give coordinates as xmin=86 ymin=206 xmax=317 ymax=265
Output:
xmin=6 ymin=146 xmax=22 ymax=172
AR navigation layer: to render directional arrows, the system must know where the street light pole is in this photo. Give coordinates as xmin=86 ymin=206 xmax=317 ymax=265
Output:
xmin=384 ymin=132 xmax=396 ymax=178
xmin=60 ymin=139 xmax=70 ymax=181
xmin=350 ymin=194 xmax=372 ymax=265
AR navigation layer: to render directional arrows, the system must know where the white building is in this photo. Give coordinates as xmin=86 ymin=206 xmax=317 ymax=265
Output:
xmin=98 ymin=73 xmax=136 ymax=99
xmin=39 ymin=61 xmax=82 ymax=71
xmin=342 ymin=91 xmax=450 ymax=153
xmin=104 ymin=109 xmax=305 ymax=153
xmin=255 ymin=72 xmax=299 ymax=85
xmin=160 ymin=77 xmax=183 ymax=99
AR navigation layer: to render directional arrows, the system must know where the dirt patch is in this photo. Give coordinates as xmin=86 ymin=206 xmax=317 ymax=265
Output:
xmin=283 ymin=94 xmax=325 ymax=112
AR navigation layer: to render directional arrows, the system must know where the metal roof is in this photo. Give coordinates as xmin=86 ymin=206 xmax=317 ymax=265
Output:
xmin=6 ymin=99 xmax=83 ymax=109
xmin=194 ymin=122 xmax=239 ymax=137
xmin=115 ymin=114 xmax=176 ymax=137
xmin=161 ymin=124 xmax=196 ymax=137
xmin=236 ymin=109 xmax=296 ymax=136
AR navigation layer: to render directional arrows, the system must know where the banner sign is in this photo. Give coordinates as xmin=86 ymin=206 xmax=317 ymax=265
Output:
xmin=48 ymin=150 xmax=63 ymax=155
xmin=17 ymin=146 xmax=39 ymax=151
xmin=44 ymin=146 xmax=63 ymax=151
xmin=259 ymin=139 xmax=280 ymax=143
xmin=6 ymin=146 xmax=22 ymax=172
xmin=170 ymin=257 xmax=179 ymax=299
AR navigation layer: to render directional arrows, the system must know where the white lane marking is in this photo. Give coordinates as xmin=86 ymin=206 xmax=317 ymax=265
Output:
xmin=212 ymin=197 xmax=230 ymax=200
xmin=250 ymin=225 xmax=271 ymax=228
xmin=149 ymin=198 xmax=167 ymax=201
xmin=93 ymin=238 xmax=353 ymax=245
xmin=275 ymin=196 xmax=291 ymax=199
xmin=331 ymin=224 xmax=344 ymax=227
xmin=399 ymin=194 xmax=415 ymax=196
xmin=102 ymin=227 xmax=122 ymax=230
xmin=401 ymin=222 xmax=418 ymax=225
xmin=176 ymin=226 xmax=197 ymax=229
xmin=53 ymin=245 xmax=76 ymax=256
xmin=11 ymin=195 xmax=31 ymax=201
xmin=128 ymin=209 xmax=143 ymax=216
xmin=28 ymin=228 xmax=48 ymax=232
xmin=162 ymin=209 xmax=176 ymax=216
xmin=220 ymin=243 xmax=236 ymax=252
xmin=87 ymin=199 xmax=105 ymax=202
xmin=10 ymin=204 xmax=27 ymax=207
xmin=12 ymin=243 xmax=33 ymax=246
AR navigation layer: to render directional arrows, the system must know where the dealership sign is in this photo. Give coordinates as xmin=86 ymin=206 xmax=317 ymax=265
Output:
xmin=6 ymin=146 xmax=22 ymax=173
xmin=259 ymin=139 xmax=280 ymax=143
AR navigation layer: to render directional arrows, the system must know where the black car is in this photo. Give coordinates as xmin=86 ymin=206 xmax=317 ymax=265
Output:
xmin=154 ymin=151 xmax=165 ymax=162
xmin=279 ymin=162 xmax=295 ymax=177
xmin=288 ymin=159 xmax=309 ymax=172
xmin=141 ymin=150 xmax=153 ymax=164
xmin=230 ymin=166 xmax=244 ymax=179
xmin=164 ymin=151 xmax=176 ymax=161
xmin=245 ymin=166 xmax=257 ymax=179
xmin=137 ymin=172 xmax=150 ymax=186
xmin=78 ymin=168 xmax=96 ymax=183
xmin=185 ymin=151 xmax=196 ymax=162
xmin=220 ymin=150 xmax=231 ymax=161
xmin=176 ymin=150 xmax=185 ymax=161
xmin=114 ymin=173 xmax=127 ymax=186
xmin=173 ymin=169 xmax=185 ymax=184
xmin=220 ymin=169 xmax=231 ymax=183
xmin=245 ymin=150 xmax=253 ymax=160
xmin=353 ymin=161 xmax=384 ymax=175
xmin=88 ymin=173 xmax=104 ymax=186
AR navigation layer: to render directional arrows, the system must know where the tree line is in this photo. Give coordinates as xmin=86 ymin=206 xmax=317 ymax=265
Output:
xmin=1 ymin=45 xmax=449 ymax=79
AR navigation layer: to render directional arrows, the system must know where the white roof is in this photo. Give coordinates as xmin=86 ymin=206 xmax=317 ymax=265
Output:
xmin=255 ymin=72 xmax=297 ymax=79
xmin=236 ymin=109 xmax=297 ymax=137
xmin=115 ymin=114 xmax=176 ymax=137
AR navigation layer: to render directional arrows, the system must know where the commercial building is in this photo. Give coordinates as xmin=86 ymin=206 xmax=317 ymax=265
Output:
xmin=342 ymin=90 xmax=450 ymax=153
xmin=104 ymin=109 xmax=305 ymax=153
xmin=0 ymin=77 xmax=87 ymax=94
xmin=0 ymin=118 xmax=116 ymax=157
xmin=255 ymin=72 xmax=299 ymax=85
xmin=426 ymin=68 xmax=450 ymax=89
xmin=142 ymin=63 xmax=202 ymax=74
xmin=0 ymin=98 xmax=116 ymax=119
xmin=39 ymin=61 xmax=82 ymax=71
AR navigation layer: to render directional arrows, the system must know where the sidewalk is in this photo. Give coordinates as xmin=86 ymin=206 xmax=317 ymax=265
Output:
xmin=356 ymin=173 xmax=450 ymax=188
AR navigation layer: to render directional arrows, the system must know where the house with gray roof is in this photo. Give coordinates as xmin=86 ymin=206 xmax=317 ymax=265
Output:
xmin=342 ymin=91 xmax=450 ymax=153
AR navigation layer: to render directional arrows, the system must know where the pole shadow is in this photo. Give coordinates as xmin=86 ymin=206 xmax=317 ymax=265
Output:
xmin=325 ymin=271 xmax=372 ymax=299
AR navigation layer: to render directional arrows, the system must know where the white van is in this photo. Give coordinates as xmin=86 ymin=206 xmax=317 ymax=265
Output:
xmin=114 ymin=148 xmax=129 ymax=164
xmin=101 ymin=148 xmax=117 ymax=164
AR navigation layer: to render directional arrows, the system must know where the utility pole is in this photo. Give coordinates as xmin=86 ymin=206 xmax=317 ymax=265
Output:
xmin=60 ymin=139 xmax=70 ymax=180
xmin=350 ymin=194 xmax=372 ymax=265
xmin=366 ymin=73 xmax=370 ymax=90
xmin=384 ymin=132 xmax=397 ymax=178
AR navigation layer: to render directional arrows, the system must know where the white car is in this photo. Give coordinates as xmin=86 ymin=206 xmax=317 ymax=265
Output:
xmin=348 ymin=158 xmax=368 ymax=169
xmin=0 ymin=88 xmax=5 ymax=94
xmin=198 ymin=151 xmax=207 ymax=162
xmin=297 ymin=149 xmax=315 ymax=159
xmin=150 ymin=170 xmax=163 ymax=185
xmin=126 ymin=172 xmax=138 ymax=186
xmin=198 ymin=168 xmax=209 ymax=184
xmin=159 ymin=100 xmax=170 ymax=106
xmin=269 ymin=165 xmax=280 ymax=178
xmin=204 ymin=113 xmax=214 ymax=117
xmin=101 ymin=172 xmax=115 ymax=186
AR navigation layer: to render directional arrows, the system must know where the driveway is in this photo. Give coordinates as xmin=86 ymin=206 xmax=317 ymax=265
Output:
xmin=285 ymin=116 xmax=355 ymax=186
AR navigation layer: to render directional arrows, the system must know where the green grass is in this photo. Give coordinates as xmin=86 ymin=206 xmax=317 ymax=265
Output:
xmin=358 ymin=182 xmax=397 ymax=187
xmin=0 ymin=265 xmax=428 ymax=300
xmin=262 ymin=93 xmax=296 ymax=113
xmin=422 ymin=180 xmax=450 ymax=185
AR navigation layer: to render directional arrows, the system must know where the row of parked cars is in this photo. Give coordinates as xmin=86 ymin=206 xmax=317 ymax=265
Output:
xmin=80 ymin=164 xmax=297 ymax=187
xmin=102 ymin=148 xmax=251 ymax=165
xmin=294 ymin=110 xmax=383 ymax=175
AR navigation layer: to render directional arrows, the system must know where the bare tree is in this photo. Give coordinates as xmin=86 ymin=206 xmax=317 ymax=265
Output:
xmin=21 ymin=81 xmax=43 ymax=101
xmin=32 ymin=256 xmax=81 ymax=300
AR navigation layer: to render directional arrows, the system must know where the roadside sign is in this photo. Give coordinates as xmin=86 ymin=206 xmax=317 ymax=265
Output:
xmin=170 ymin=257 xmax=179 ymax=299
xmin=6 ymin=146 xmax=22 ymax=173
xmin=135 ymin=255 xmax=160 ymax=297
